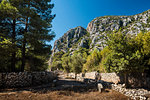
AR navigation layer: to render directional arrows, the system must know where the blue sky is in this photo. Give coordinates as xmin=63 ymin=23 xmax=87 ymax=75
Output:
xmin=50 ymin=0 xmax=150 ymax=47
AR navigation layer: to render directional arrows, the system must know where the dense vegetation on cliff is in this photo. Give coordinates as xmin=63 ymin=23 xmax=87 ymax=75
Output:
xmin=0 ymin=0 xmax=55 ymax=72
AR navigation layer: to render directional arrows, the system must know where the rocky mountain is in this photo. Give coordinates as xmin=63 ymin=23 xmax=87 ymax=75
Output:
xmin=52 ymin=26 xmax=88 ymax=54
xmin=50 ymin=10 xmax=150 ymax=64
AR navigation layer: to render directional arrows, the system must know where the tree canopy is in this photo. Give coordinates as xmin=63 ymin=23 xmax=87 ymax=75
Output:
xmin=101 ymin=31 xmax=150 ymax=73
xmin=0 ymin=0 xmax=55 ymax=72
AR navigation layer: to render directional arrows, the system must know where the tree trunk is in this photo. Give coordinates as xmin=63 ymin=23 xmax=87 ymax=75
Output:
xmin=21 ymin=18 xmax=28 ymax=72
xmin=21 ymin=37 xmax=26 ymax=72
xmin=11 ymin=19 xmax=16 ymax=72
xmin=124 ymin=73 xmax=129 ymax=88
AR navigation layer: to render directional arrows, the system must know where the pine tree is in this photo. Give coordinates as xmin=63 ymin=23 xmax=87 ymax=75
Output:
xmin=0 ymin=0 xmax=19 ymax=72
xmin=70 ymin=53 xmax=86 ymax=79
xmin=0 ymin=0 xmax=55 ymax=72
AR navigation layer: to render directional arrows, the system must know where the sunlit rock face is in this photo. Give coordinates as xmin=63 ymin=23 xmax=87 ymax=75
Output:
xmin=86 ymin=9 xmax=150 ymax=49
xmin=52 ymin=26 xmax=88 ymax=55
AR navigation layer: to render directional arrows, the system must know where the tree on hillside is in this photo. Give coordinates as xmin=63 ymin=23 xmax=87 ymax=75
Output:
xmin=101 ymin=31 xmax=150 ymax=86
xmin=135 ymin=32 xmax=150 ymax=72
xmin=0 ymin=0 xmax=55 ymax=72
xmin=100 ymin=47 xmax=112 ymax=72
xmin=70 ymin=53 xmax=86 ymax=79
xmin=50 ymin=51 xmax=64 ymax=70
xmin=73 ymin=48 xmax=89 ymax=59
xmin=103 ymin=32 xmax=150 ymax=73
xmin=83 ymin=48 xmax=101 ymax=72
xmin=61 ymin=56 xmax=72 ymax=75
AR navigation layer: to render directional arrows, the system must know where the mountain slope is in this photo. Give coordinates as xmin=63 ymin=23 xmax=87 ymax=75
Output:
xmin=50 ymin=10 xmax=150 ymax=64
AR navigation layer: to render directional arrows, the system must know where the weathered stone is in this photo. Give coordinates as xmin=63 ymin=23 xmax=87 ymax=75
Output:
xmin=78 ymin=38 xmax=89 ymax=48
xmin=110 ymin=83 xmax=149 ymax=100
xmin=98 ymin=83 xmax=103 ymax=93
xmin=100 ymin=73 xmax=121 ymax=84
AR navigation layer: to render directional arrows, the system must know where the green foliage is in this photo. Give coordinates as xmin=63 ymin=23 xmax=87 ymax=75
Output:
xmin=73 ymin=48 xmax=89 ymax=59
xmin=61 ymin=56 xmax=71 ymax=73
xmin=0 ymin=0 xmax=55 ymax=72
xmin=50 ymin=51 xmax=65 ymax=70
xmin=99 ymin=47 xmax=112 ymax=72
xmin=0 ymin=0 xmax=18 ymax=18
xmin=70 ymin=53 xmax=86 ymax=76
xmin=51 ymin=48 xmax=88 ymax=74
xmin=53 ymin=51 xmax=65 ymax=62
xmin=101 ymin=31 xmax=150 ymax=73
xmin=0 ymin=36 xmax=12 ymax=72
xmin=83 ymin=48 xmax=101 ymax=72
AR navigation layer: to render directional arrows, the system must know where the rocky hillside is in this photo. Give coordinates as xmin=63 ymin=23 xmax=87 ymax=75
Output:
xmin=52 ymin=26 xmax=89 ymax=54
xmin=50 ymin=10 xmax=150 ymax=63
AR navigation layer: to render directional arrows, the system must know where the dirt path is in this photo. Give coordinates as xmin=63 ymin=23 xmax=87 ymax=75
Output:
xmin=0 ymin=73 xmax=130 ymax=100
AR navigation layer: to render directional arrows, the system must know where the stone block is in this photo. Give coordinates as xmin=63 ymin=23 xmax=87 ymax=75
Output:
xmin=98 ymin=83 xmax=103 ymax=93
xmin=100 ymin=73 xmax=121 ymax=84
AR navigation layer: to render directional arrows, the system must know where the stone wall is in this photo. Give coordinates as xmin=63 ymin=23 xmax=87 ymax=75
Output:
xmin=98 ymin=81 xmax=150 ymax=100
xmin=68 ymin=73 xmax=76 ymax=78
xmin=67 ymin=72 xmax=150 ymax=88
xmin=110 ymin=84 xmax=150 ymax=100
xmin=68 ymin=72 xmax=98 ymax=80
xmin=100 ymin=73 xmax=123 ymax=84
xmin=84 ymin=72 xmax=150 ymax=88
xmin=0 ymin=71 xmax=57 ymax=88
xmin=84 ymin=72 xmax=97 ymax=79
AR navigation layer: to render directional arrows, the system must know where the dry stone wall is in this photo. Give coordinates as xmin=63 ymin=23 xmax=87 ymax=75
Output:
xmin=100 ymin=73 xmax=123 ymax=84
xmin=84 ymin=72 xmax=97 ymax=79
xmin=110 ymin=84 xmax=150 ymax=100
xmin=68 ymin=73 xmax=76 ymax=78
xmin=0 ymin=71 xmax=57 ymax=88
xmin=68 ymin=72 xmax=150 ymax=88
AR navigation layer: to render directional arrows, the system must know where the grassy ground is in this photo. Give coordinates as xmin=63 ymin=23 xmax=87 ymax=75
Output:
xmin=0 ymin=89 xmax=130 ymax=100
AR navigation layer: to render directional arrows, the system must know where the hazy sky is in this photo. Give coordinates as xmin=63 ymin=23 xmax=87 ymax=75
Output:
xmin=50 ymin=0 xmax=150 ymax=47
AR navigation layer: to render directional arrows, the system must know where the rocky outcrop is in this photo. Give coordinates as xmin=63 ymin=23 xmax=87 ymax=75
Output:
xmin=52 ymin=26 xmax=88 ymax=55
xmin=50 ymin=10 xmax=150 ymax=64
xmin=87 ymin=10 xmax=150 ymax=49
xmin=49 ymin=26 xmax=89 ymax=64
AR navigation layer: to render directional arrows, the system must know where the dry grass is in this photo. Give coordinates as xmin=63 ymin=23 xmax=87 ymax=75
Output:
xmin=0 ymin=89 xmax=130 ymax=100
